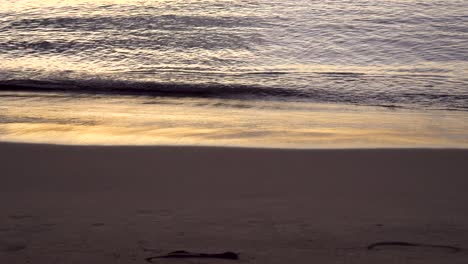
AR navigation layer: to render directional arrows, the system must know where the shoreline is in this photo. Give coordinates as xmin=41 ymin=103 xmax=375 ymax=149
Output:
xmin=3 ymin=140 xmax=468 ymax=149
xmin=1 ymin=142 xmax=468 ymax=263
xmin=2 ymin=91 xmax=468 ymax=148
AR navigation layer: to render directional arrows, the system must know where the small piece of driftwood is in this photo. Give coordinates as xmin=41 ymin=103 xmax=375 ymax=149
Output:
xmin=146 ymin=250 xmax=239 ymax=262
xmin=368 ymin=241 xmax=461 ymax=253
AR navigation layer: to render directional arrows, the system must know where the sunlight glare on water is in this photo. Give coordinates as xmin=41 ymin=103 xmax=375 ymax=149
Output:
xmin=0 ymin=0 xmax=467 ymax=147
xmin=1 ymin=93 xmax=468 ymax=148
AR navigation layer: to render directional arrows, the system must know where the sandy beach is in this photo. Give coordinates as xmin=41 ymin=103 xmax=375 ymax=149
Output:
xmin=1 ymin=142 xmax=467 ymax=263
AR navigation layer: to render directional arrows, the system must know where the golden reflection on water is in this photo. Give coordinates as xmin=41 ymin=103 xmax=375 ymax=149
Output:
xmin=1 ymin=92 xmax=468 ymax=148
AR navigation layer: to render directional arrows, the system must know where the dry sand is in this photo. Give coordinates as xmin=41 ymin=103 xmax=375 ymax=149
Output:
xmin=1 ymin=142 xmax=468 ymax=263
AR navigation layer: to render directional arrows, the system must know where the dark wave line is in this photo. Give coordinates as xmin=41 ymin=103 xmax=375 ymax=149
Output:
xmin=0 ymin=79 xmax=303 ymax=98
xmin=1 ymin=79 xmax=467 ymax=111
xmin=3 ymin=14 xmax=268 ymax=31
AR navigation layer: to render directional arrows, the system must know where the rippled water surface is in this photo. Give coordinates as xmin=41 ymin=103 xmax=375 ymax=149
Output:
xmin=1 ymin=0 xmax=467 ymax=110
xmin=1 ymin=0 xmax=468 ymax=147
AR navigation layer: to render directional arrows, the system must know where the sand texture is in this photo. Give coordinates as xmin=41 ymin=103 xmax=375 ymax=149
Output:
xmin=1 ymin=143 xmax=468 ymax=263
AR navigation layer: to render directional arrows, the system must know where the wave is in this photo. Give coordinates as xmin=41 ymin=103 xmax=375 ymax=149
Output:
xmin=1 ymin=78 xmax=467 ymax=111
xmin=0 ymin=79 xmax=304 ymax=98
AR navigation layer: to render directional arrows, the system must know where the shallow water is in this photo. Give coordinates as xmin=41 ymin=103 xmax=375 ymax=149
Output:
xmin=1 ymin=91 xmax=467 ymax=148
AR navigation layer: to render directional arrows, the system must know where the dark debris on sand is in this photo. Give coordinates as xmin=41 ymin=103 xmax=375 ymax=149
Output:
xmin=146 ymin=250 xmax=239 ymax=262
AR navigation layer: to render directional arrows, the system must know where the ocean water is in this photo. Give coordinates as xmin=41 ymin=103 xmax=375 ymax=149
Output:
xmin=1 ymin=0 xmax=467 ymax=147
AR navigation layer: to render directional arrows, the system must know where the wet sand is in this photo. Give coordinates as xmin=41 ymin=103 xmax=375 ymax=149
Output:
xmin=1 ymin=142 xmax=468 ymax=263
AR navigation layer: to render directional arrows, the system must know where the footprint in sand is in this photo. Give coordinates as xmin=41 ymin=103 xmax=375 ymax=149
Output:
xmin=137 ymin=210 xmax=155 ymax=216
xmin=8 ymin=215 xmax=35 ymax=220
xmin=1 ymin=242 xmax=27 ymax=253
xmin=137 ymin=210 xmax=172 ymax=219
xmin=0 ymin=228 xmax=12 ymax=233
